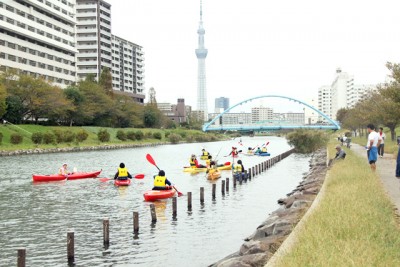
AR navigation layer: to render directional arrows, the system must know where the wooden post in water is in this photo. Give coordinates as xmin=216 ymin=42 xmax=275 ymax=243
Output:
xmin=226 ymin=178 xmax=229 ymax=191
xmin=103 ymin=218 xmax=110 ymax=245
xmin=17 ymin=248 xmax=26 ymax=267
xmin=150 ymin=204 xmax=157 ymax=223
xmin=200 ymin=187 xmax=204 ymax=204
xmin=248 ymin=168 xmax=252 ymax=180
xmin=212 ymin=184 xmax=216 ymax=199
xmin=233 ymin=174 xmax=237 ymax=188
xmin=133 ymin=212 xmax=139 ymax=234
xmin=187 ymin=192 xmax=192 ymax=211
xmin=67 ymin=231 xmax=74 ymax=264
xmin=221 ymin=180 xmax=225 ymax=195
xmin=172 ymin=197 xmax=177 ymax=218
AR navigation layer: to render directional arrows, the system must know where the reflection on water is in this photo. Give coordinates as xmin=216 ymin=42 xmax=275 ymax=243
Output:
xmin=0 ymin=137 xmax=310 ymax=266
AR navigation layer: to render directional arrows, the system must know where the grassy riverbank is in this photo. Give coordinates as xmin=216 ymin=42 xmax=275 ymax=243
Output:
xmin=0 ymin=124 xmax=227 ymax=151
xmin=273 ymin=144 xmax=400 ymax=266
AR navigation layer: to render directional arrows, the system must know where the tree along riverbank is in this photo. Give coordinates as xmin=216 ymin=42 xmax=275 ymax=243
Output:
xmin=210 ymin=148 xmax=328 ymax=266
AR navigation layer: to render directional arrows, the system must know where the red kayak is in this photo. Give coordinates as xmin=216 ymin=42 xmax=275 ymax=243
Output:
xmin=32 ymin=170 xmax=102 ymax=182
xmin=114 ymin=179 xmax=131 ymax=186
xmin=143 ymin=189 xmax=176 ymax=201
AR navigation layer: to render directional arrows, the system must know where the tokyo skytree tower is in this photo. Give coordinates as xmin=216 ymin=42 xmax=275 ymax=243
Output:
xmin=195 ymin=0 xmax=208 ymax=120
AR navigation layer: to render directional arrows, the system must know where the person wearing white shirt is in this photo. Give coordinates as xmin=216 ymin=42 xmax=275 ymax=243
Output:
xmin=366 ymin=124 xmax=381 ymax=171
xmin=378 ymin=127 xmax=386 ymax=158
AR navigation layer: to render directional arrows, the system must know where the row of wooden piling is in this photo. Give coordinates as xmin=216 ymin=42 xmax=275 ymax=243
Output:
xmin=15 ymin=148 xmax=295 ymax=266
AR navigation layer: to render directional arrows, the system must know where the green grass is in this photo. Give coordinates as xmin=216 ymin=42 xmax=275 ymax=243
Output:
xmin=0 ymin=124 xmax=224 ymax=151
xmin=274 ymin=143 xmax=400 ymax=266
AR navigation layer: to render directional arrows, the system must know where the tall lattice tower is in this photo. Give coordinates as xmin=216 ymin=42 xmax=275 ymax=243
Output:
xmin=195 ymin=0 xmax=208 ymax=121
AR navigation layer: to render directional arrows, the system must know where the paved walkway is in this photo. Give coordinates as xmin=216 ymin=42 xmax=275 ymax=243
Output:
xmin=352 ymin=143 xmax=400 ymax=212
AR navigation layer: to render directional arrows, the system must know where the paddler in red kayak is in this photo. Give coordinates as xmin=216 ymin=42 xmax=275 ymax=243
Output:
xmin=59 ymin=163 xmax=70 ymax=176
xmin=152 ymin=170 xmax=172 ymax=190
xmin=114 ymin=163 xmax=133 ymax=180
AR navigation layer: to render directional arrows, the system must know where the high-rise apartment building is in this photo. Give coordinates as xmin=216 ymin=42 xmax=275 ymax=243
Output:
xmin=318 ymin=68 xmax=376 ymax=121
xmin=215 ymin=97 xmax=229 ymax=112
xmin=75 ymin=0 xmax=112 ymax=81
xmin=318 ymin=85 xmax=332 ymax=120
xmin=0 ymin=0 xmax=77 ymax=88
xmin=111 ymin=35 xmax=145 ymax=102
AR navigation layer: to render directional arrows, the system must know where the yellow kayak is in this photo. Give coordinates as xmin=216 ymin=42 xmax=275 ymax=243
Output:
xmin=207 ymin=169 xmax=221 ymax=180
xmin=183 ymin=167 xmax=207 ymax=172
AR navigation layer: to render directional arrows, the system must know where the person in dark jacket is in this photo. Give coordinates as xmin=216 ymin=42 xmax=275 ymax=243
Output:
xmin=114 ymin=162 xmax=133 ymax=180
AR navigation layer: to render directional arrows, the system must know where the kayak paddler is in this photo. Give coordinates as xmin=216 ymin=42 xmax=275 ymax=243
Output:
xmin=152 ymin=170 xmax=172 ymax=190
xmin=114 ymin=162 xmax=133 ymax=180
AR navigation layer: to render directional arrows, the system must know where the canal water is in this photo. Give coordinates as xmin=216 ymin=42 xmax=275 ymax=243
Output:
xmin=0 ymin=136 xmax=310 ymax=267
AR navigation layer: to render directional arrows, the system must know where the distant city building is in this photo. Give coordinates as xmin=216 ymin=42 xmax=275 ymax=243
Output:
xmin=209 ymin=112 xmax=251 ymax=125
xmin=215 ymin=97 xmax=229 ymax=112
xmin=76 ymin=0 xmax=112 ymax=81
xmin=318 ymin=68 xmax=376 ymax=121
xmin=0 ymin=0 xmax=77 ymax=88
xmin=318 ymin=85 xmax=332 ymax=121
xmin=157 ymin=99 xmax=190 ymax=124
xmin=195 ymin=0 xmax=208 ymax=120
xmin=304 ymin=98 xmax=318 ymax=124
xmin=251 ymin=107 xmax=273 ymax=123
xmin=111 ymin=35 xmax=145 ymax=103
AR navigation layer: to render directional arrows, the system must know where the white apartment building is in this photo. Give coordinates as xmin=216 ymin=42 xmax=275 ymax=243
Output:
xmin=318 ymin=85 xmax=332 ymax=121
xmin=304 ymin=98 xmax=318 ymax=124
xmin=251 ymin=107 xmax=273 ymax=123
xmin=0 ymin=0 xmax=77 ymax=88
xmin=318 ymin=68 xmax=376 ymax=121
xmin=208 ymin=112 xmax=251 ymax=125
xmin=75 ymin=0 xmax=112 ymax=81
xmin=111 ymin=35 xmax=145 ymax=101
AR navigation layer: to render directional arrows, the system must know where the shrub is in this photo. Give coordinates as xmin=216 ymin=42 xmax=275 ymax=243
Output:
xmin=145 ymin=131 xmax=153 ymax=139
xmin=10 ymin=133 xmax=23 ymax=144
xmin=53 ymin=130 xmax=63 ymax=143
xmin=63 ymin=130 xmax=76 ymax=143
xmin=286 ymin=129 xmax=329 ymax=153
xmin=168 ymin=133 xmax=182 ymax=144
xmin=134 ymin=130 xmax=144 ymax=140
xmin=185 ymin=135 xmax=195 ymax=142
xmin=153 ymin=132 xmax=162 ymax=140
xmin=43 ymin=132 xmax=55 ymax=144
xmin=0 ymin=132 xmax=3 ymax=144
xmin=31 ymin=132 xmax=43 ymax=144
xmin=126 ymin=131 xmax=136 ymax=141
xmin=76 ymin=130 xmax=89 ymax=142
xmin=97 ymin=129 xmax=110 ymax=142
xmin=164 ymin=131 xmax=170 ymax=138
xmin=116 ymin=130 xmax=127 ymax=141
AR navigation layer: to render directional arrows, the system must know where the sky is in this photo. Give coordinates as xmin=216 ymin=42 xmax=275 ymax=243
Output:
xmin=107 ymin=0 xmax=400 ymax=113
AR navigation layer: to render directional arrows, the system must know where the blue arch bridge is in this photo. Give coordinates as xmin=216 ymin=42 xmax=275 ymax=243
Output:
xmin=202 ymin=95 xmax=340 ymax=132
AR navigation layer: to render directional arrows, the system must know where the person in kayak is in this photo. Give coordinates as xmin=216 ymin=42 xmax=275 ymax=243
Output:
xmin=114 ymin=163 xmax=133 ymax=180
xmin=152 ymin=170 xmax=172 ymax=190
xmin=233 ymin=159 xmax=246 ymax=182
xmin=227 ymin=147 xmax=239 ymax=157
xmin=59 ymin=163 xmax=70 ymax=176
xmin=254 ymin=147 xmax=262 ymax=154
xmin=201 ymin=148 xmax=210 ymax=158
xmin=190 ymin=154 xmax=206 ymax=168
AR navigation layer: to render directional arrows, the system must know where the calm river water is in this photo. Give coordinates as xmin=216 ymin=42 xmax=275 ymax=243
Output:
xmin=0 ymin=136 xmax=310 ymax=267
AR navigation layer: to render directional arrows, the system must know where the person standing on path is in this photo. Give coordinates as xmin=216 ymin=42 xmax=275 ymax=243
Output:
xmin=366 ymin=124 xmax=381 ymax=171
xmin=378 ymin=127 xmax=386 ymax=158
